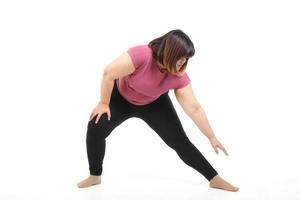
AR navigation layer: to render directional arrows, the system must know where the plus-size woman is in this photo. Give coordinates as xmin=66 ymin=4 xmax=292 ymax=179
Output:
xmin=77 ymin=29 xmax=238 ymax=192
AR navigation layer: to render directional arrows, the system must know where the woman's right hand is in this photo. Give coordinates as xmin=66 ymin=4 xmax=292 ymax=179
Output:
xmin=89 ymin=102 xmax=111 ymax=124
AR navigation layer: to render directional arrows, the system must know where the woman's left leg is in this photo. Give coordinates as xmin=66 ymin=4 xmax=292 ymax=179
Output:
xmin=136 ymin=92 xmax=218 ymax=181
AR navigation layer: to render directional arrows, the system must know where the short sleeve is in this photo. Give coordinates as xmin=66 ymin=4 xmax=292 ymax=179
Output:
xmin=176 ymin=73 xmax=191 ymax=89
xmin=127 ymin=45 xmax=152 ymax=69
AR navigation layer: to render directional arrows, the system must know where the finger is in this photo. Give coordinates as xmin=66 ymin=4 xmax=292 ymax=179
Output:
xmin=95 ymin=113 xmax=101 ymax=124
xmin=89 ymin=113 xmax=94 ymax=121
xmin=221 ymin=146 xmax=229 ymax=156
xmin=217 ymin=144 xmax=228 ymax=155
xmin=214 ymin=146 xmax=219 ymax=154
xmin=107 ymin=110 xmax=111 ymax=120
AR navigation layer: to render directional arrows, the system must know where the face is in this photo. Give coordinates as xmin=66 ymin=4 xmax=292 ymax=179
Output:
xmin=173 ymin=57 xmax=187 ymax=76
xmin=157 ymin=57 xmax=188 ymax=77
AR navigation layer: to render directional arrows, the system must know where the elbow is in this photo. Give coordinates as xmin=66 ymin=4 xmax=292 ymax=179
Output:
xmin=191 ymin=104 xmax=202 ymax=115
xmin=103 ymin=69 xmax=115 ymax=81
xmin=186 ymin=104 xmax=202 ymax=116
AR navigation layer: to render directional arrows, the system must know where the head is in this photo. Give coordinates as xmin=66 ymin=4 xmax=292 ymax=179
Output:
xmin=148 ymin=29 xmax=195 ymax=76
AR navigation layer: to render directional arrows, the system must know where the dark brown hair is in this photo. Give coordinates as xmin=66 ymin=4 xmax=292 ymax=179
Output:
xmin=148 ymin=29 xmax=195 ymax=74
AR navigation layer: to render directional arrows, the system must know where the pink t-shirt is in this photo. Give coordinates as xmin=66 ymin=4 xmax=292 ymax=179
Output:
xmin=116 ymin=45 xmax=191 ymax=105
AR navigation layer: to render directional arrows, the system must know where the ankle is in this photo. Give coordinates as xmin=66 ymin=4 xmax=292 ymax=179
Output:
xmin=209 ymin=175 xmax=220 ymax=183
xmin=90 ymin=175 xmax=101 ymax=179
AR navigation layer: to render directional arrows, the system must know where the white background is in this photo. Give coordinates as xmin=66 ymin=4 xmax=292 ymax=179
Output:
xmin=0 ymin=0 xmax=299 ymax=199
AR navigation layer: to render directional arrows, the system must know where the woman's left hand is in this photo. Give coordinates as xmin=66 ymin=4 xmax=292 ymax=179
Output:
xmin=209 ymin=137 xmax=229 ymax=155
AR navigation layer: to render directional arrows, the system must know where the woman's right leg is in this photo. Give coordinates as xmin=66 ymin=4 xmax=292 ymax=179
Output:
xmin=78 ymin=80 xmax=135 ymax=188
xmin=135 ymin=92 xmax=238 ymax=192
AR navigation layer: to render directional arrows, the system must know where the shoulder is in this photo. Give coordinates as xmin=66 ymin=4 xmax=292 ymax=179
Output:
xmin=127 ymin=45 xmax=152 ymax=69
xmin=176 ymin=72 xmax=191 ymax=89
xmin=127 ymin=45 xmax=152 ymax=57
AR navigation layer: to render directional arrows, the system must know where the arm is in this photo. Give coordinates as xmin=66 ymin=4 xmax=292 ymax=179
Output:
xmin=174 ymin=83 xmax=228 ymax=155
xmin=90 ymin=52 xmax=136 ymax=123
xmin=174 ymin=83 xmax=216 ymax=140
xmin=100 ymin=52 xmax=135 ymax=105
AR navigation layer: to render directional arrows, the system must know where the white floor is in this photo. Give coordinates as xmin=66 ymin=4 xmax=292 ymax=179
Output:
xmin=1 ymin=172 xmax=300 ymax=200
xmin=1 ymin=118 xmax=300 ymax=200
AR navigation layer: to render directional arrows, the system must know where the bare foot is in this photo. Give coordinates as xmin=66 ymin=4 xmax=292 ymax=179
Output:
xmin=77 ymin=175 xmax=101 ymax=188
xmin=209 ymin=175 xmax=239 ymax=192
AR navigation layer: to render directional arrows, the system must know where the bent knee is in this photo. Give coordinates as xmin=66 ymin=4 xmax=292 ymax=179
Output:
xmin=88 ymin=113 xmax=110 ymax=127
xmin=167 ymin=138 xmax=192 ymax=150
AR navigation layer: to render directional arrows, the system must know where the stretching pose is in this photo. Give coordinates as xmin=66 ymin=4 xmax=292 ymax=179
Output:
xmin=77 ymin=29 xmax=239 ymax=192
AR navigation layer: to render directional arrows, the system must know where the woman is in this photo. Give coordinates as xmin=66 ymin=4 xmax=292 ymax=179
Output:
xmin=77 ymin=29 xmax=239 ymax=192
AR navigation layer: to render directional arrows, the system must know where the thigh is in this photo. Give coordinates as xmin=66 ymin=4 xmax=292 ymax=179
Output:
xmin=88 ymin=81 xmax=135 ymax=138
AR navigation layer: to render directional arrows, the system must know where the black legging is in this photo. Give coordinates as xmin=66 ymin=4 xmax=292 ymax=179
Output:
xmin=86 ymin=80 xmax=218 ymax=181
